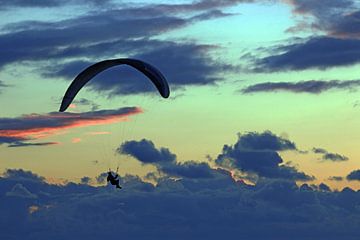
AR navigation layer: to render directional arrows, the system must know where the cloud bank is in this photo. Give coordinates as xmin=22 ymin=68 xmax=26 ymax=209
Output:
xmin=1 ymin=168 xmax=360 ymax=239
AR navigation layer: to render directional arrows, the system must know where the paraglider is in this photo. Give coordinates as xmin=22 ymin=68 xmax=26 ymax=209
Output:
xmin=107 ymin=168 xmax=121 ymax=189
xmin=59 ymin=58 xmax=170 ymax=189
xmin=59 ymin=58 xmax=170 ymax=112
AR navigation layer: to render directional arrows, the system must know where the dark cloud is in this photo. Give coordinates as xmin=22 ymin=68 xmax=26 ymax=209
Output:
xmin=328 ymin=176 xmax=343 ymax=181
xmin=118 ymin=139 xmax=219 ymax=179
xmin=156 ymin=0 xmax=254 ymax=13
xmin=47 ymin=41 xmax=233 ymax=96
xmin=80 ymin=176 xmax=91 ymax=185
xmin=346 ymin=169 xmax=360 ymax=181
xmin=0 ymin=0 xmax=251 ymax=11
xmin=0 ymin=0 xmax=111 ymax=9
xmin=1 ymin=169 xmax=360 ymax=239
xmin=189 ymin=9 xmax=236 ymax=21
xmin=0 ymin=10 xmax=187 ymax=69
xmin=287 ymin=0 xmax=360 ymax=38
xmin=3 ymin=169 xmax=45 ymax=182
xmin=235 ymin=131 xmax=297 ymax=151
xmin=215 ymin=131 xmax=313 ymax=181
xmin=161 ymin=161 xmax=215 ymax=179
xmin=330 ymin=10 xmax=360 ymax=38
xmin=0 ymin=1 xmax=239 ymax=96
xmin=118 ymin=139 xmax=176 ymax=164
xmin=8 ymin=142 xmax=59 ymax=148
xmin=319 ymin=183 xmax=331 ymax=192
xmin=0 ymin=80 xmax=8 ymax=94
xmin=313 ymin=147 xmax=349 ymax=162
xmin=5 ymin=183 xmax=37 ymax=199
xmin=242 ymin=79 xmax=360 ymax=94
xmin=0 ymin=107 xmax=140 ymax=147
xmin=95 ymin=172 xmax=108 ymax=184
xmin=254 ymin=37 xmax=360 ymax=71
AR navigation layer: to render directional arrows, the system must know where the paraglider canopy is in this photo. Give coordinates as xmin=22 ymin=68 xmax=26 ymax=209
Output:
xmin=59 ymin=58 xmax=170 ymax=112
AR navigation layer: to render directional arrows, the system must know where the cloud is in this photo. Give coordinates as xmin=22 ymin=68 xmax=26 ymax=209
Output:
xmin=71 ymin=138 xmax=81 ymax=144
xmin=44 ymin=40 xmax=235 ymax=96
xmin=161 ymin=161 xmax=215 ymax=179
xmin=328 ymin=176 xmax=343 ymax=181
xmin=215 ymin=131 xmax=313 ymax=181
xmin=118 ymin=139 xmax=220 ymax=179
xmin=5 ymin=183 xmax=37 ymax=199
xmin=118 ymin=139 xmax=176 ymax=164
xmin=3 ymin=168 xmax=45 ymax=182
xmin=346 ymin=169 xmax=360 ymax=181
xmin=286 ymin=0 xmax=360 ymax=38
xmin=8 ymin=141 xmax=59 ymax=148
xmin=313 ymin=147 xmax=349 ymax=162
xmin=318 ymin=182 xmax=331 ymax=192
xmin=0 ymin=0 xmax=111 ymax=9
xmin=0 ymin=0 xmax=252 ymax=11
xmin=1 ymin=168 xmax=360 ymax=239
xmin=242 ymin=79 xmax=360 ymax=94
xmin=155 ymin=0 xmax=255 ymax=13
xmin=0 ymin=80 xmax=9 ymax=94
xmin=95 ymin=172 xmax=108 ymax=184
xmin=254 ymin=37 xmax=360 ymax=71
xmin=234 ymin=131 xmax=297 ymax=151
xmin=80 ymin=176 xmax=91 ymax=185
xmin=67 ymin=98 xmax=99 ymax=111
xmin=0 ymin=3 xmax=237 ymax=96
xmin=0 ymin=107 xmax=141 ymax=147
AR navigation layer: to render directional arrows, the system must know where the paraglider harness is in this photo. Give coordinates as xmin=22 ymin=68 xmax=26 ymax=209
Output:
xmin=107 ymin=167 xmax=122 ymax=189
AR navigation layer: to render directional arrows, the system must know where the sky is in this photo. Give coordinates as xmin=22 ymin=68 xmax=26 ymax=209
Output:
xmin=1 ymin=0 xmax=360 ymax=239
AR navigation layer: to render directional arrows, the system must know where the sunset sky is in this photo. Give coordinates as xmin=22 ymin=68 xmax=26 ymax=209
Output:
xmin=1 ymin=1 xmax=360 ymax=239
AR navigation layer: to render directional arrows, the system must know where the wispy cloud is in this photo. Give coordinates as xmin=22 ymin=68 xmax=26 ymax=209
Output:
xmin=242 ymin=79 xmax=360 ymax=94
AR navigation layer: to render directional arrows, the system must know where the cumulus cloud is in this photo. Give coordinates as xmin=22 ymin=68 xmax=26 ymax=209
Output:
xmin=313 ymin=147 xmax=349 ymax=162
xmin=0 ymin=107 xmax=140 ymax=147
xmin=161 ymin=161 xmax=216 ymax=179
xmin=234 ymin=131 xmax=297 ymax=151
xmin=1 ymin=168 xmax=360 ymax=239
xmin=118 ymin=139 xmax=176 ymax=164
xmin=215 ymin=131 xmax=313 ymax=181
xmin=346 ymin=169 xmax=360 ymax=181
xmin=3 ymin=168 xmax=45 ymax=182
xmin=241 ymin=79 xmax=360 ymax=94
xmin=118 ymin=139 xmax=224 ymax=179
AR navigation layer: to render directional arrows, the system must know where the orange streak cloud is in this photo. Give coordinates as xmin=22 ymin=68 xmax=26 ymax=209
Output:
xmin=72 ymin=138 xmax=82 ymax=143
xmin=0 ymin=107 xmax=142 ymax=140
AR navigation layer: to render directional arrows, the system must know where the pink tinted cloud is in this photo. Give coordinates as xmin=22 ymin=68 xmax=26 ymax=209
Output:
xmin=0 ymin=107 xmax=142 ymax=144
xmin=87 ymin=131 xmax=111 ymax=135
xmin=72 ymin=138 xmax=82 ymax=143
